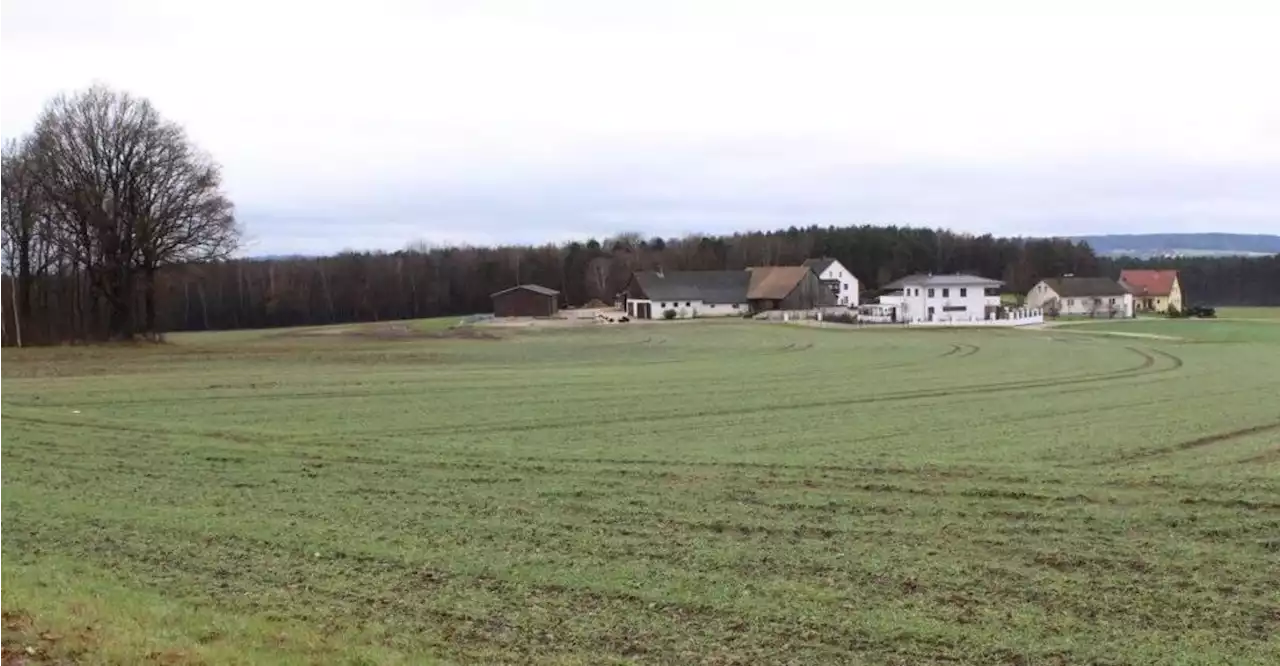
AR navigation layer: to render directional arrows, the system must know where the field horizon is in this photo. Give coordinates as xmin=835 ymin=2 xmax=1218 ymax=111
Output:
xmin=4 ymin=316 xmax=1279 ymax=664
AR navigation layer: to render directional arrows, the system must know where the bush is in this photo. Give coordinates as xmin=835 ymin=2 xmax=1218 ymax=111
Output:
xmin=662 ymin=309 xmax=677 ymax=320
xmin=1166 ymin=305 xmax=1183 ymax=318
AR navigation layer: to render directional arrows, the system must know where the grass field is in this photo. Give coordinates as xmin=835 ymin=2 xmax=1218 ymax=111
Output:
xmin=4 ymin=317 xmax=1280 ymax=665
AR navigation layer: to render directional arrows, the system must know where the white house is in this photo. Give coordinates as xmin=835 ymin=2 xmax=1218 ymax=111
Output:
xmin=1027 ymin=276 xmax=1134 ymax=318
xmin=802 ymin=258 xmax=859 ymax=307
xmin=880 ymin=273 xmax=1004 ymax=323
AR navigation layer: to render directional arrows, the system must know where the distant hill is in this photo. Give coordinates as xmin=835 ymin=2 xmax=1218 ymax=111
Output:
xmin=1073 ymin=233 xmax=1280 ymax=258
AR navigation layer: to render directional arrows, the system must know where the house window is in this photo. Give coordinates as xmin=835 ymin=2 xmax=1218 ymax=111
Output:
xmin=685 ymin=302 xmax=691 ymax=307
xmin=732 ymin=304 xmax=739 ymax=309
xmin=960 ymin=288 xmax=967 ymax=297
xmin=660 ymin=302 xmax=667 ymax=308
xmin=942 ymin=288 xmax=950 ymax=297
xmin=1109 ymin=298 xmax=1116 ymax=305
xmin=843 ymin=284 xmax=848 ymax=291
xmin=928 ymin=288 xmax=935 ymax=298
xmin=1067 ymin=299 xmax=1074 ymax=306
xmin=709 ymin=303 xmax=715 ymax=308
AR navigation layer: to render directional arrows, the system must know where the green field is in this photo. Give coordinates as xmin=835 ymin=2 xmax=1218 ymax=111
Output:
xmin=4 ymin=318 xmax=1280 ymax=665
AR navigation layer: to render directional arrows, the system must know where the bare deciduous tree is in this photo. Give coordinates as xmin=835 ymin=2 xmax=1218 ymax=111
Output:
xmin=28 ymin=85 xmax=238 ymax=339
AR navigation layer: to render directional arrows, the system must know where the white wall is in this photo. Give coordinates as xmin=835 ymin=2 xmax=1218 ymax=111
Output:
xmin=1027 ymin=283 xmax=1134 ymax=318
xmin=627 ymin=298 xmax=743 ymax=319
xmin=817 ymin=260 xmax=860 ymax=307
xmin=896 ymin=282 xmax=993 ymax=323
xmin=907 ymin=312 xmax=1044 ymax=327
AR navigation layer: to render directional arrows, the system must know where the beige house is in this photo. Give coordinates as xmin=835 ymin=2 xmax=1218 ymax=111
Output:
xmin=1119 ymin=270 xmax=1183 ymax=313
xmin=1027 ymin=276 xmax=1134 ymax=318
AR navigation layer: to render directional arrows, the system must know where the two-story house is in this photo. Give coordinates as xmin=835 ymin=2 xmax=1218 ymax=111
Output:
xmin=1026 ymin=276 xmax=1134 ymax=318
xmin=1119 ymin=270 xmax=1183 ymax=313
xmin=802 ymin=258 xmax=859 ymax=307
xmin=881 ymin=273 xmax=1003 ymax=323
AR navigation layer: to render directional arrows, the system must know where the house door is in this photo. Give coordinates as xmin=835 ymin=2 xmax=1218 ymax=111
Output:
xmin=638 ymin=302 xmax=651 ymax=319
xmin=928 ymin=306 xmax=935 ymax=321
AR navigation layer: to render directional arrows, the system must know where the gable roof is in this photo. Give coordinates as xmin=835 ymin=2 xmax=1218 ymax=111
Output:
xmin=882 ymin=273 xmax=1003 ymax=289
xmin=1040 ymin=277 xmax=1130 ymax=298
xmin=1119 ymin=269 xmax=1178 ymax=296
xmin=802 ymin=258 xmax=836 ymax=276
xmin=490 ymin=284 xmax=559 ymax=298
xmin=631 ymin=270 xmax=750 ymax=303
xmin=747 ymin=266 xmax=812 ymax=300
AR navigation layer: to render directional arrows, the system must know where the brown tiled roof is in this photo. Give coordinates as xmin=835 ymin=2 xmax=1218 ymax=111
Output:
xmin=747 ymin=266 xmax=811 ymax=300
xmin=1119 ymin=270 xmax=1178 ymax=297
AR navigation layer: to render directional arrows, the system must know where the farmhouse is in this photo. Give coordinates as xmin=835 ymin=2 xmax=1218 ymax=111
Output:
xmin=802 ymin=257 xmax=859 ymax=307
xmin=620 ymin=266 xmax=835 ymax=319
xmin=879 ymin=274 xmax=1003 ymax=323
xmin=1119 ymin=270 xmax=1183 ymax=313
xmin=490 ymin=284 xmax=560 ymax=317
xmin=1026 ymin=276 xmax=1134 ymax=318
xmin=621 ymin=270 xmax=751 ymax=319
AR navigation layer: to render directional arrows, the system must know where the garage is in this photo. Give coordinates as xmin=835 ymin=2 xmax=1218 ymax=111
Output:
xmin=490 ymin=284 xmax=560 ymax=317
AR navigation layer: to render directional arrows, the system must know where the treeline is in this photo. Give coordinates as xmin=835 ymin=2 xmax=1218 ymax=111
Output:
xmin=1 ymin=85 xmax=237 ymax=346
xmin=5 ymin=225 xmax=1109 ymax=343
xmin=1100 ymin=255 xmax=1280 ymax=307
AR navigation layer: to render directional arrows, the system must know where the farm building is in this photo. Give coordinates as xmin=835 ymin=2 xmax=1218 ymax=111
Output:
xmin=1027 ymin=277 xmax=1134 ymax=318
xmin=621 ymin=270 xmax=751 ymax=319
xmin=802 ymin=257 xmax=859 ymax=307
xmin=1119 ymin=270 xmax=1183 ymax=313
xmin=490 ymin=284 xmax=560 ymax=317
xmin=880 ymin=274 xmax=1003 ymax=323
xmin=620 ymin=265 xmax=836 ymax=319
xmin=747 ymin=266 xmax=836 ymax=312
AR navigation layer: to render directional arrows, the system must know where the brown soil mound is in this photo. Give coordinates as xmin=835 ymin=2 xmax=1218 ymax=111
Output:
xmin=582 ymin=299 xmax=610 ymax=309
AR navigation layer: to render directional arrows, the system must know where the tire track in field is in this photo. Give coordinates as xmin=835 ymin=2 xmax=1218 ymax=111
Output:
xmin=1102 ymin=420 xmax=1280 ymax=465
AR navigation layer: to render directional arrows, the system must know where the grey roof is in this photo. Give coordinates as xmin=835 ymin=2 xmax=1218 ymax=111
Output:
xmin=802 ymin=258 xmax=836 ymax=275
xmin=883 ymin=273 xmax=1003 ymax=289
xmin=490 ymin=284 xmax=559 ymax=298
xmin=1039 ymin=277 xmax=1130 ymax=298
xmin=632 ymin=270 xmax=750 ymax=303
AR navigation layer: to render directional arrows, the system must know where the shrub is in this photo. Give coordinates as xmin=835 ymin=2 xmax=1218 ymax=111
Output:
xmin=662 ymin=309 xmax=677 ymax=320
xmin=1166 ymin=305 xmax=1183 ymax=319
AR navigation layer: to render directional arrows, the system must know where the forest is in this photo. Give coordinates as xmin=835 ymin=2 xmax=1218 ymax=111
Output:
xmin=3 ymin=86 xmax=1277 ymax=346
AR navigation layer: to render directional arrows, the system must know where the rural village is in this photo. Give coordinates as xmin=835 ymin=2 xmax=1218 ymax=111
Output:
xmin=489 ymin=261 xmax=1190 ymax=328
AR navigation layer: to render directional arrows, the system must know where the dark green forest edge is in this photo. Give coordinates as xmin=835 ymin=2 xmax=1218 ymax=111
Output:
xmin=3 ymin=86 xmax=1278 ymax=345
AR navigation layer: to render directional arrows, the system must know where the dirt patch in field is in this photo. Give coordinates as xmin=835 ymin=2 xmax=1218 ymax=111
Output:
xmin=2 ymin=609 xmax=101 ymax=666
xmin=1027 ymin=325 xmax=1183 ymax=341
xmin=276 ymin=322 xmax=501 ymax=341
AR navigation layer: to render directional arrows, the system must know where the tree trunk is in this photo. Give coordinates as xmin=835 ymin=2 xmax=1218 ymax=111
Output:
xmin=142 ymin=267 xmax=158 ymax=338
xmin=8 ymin=275 xmax=20 ymax=348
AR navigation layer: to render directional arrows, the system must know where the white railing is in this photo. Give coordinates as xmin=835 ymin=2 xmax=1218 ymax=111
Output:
xmin=906 ymin=309 xmax=1044 ymax=327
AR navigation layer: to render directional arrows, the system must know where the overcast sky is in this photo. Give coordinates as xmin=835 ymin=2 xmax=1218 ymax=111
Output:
xmin=3 ymin=0 xmax=1278 ymax=255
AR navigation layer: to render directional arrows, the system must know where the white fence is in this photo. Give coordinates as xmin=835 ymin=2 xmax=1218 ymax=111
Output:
xmin=905 ymin=312 xmax=1044 ymax=327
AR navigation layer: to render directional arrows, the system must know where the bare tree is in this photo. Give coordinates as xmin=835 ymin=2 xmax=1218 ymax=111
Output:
xmin=29 ymin=85 xmax=238 ymax=339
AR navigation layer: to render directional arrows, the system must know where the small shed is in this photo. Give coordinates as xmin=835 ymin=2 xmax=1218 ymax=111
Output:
xmin=491 ymin=284 xmax=560 ymax=317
